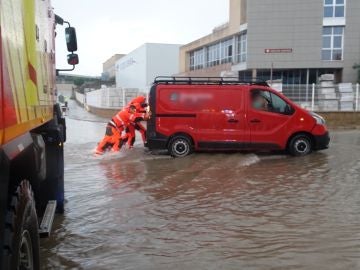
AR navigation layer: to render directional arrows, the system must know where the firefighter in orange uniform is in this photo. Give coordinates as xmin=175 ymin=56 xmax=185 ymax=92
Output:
xmin=95 ymin=105 xmax=138 ymax=155
xmin=124 ymin=96 xmax=150 ymax=147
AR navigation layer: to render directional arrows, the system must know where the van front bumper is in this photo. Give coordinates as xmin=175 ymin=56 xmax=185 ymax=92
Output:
xmin=313 ymin=131 xmax=330 ymax=150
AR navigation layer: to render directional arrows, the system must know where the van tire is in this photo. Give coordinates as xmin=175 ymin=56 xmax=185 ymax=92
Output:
xmin=2 ymin=180 xmax=40 ymax=270
xmin=168 ymin=136 xmax=193 ymax=157
xmin=288 ymin=134 xmax=312 ymax=156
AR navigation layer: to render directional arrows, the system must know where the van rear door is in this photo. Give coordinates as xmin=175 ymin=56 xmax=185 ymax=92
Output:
xmin=196 ymin=86 xmax=250 ymax=150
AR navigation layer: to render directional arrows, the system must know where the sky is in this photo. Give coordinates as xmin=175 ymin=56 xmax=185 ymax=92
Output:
xmin=52 ymin=0 xmax=229 ymax=76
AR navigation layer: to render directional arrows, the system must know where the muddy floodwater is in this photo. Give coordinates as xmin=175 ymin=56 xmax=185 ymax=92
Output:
xmin=40 ymin=102 xmax=360 ymax=270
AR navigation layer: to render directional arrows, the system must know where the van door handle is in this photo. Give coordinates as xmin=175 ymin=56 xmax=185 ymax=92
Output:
xmin=228 ymin=119 xmax=239 ymax=123
xmin=250 ymin=119 xmax=261 ymax=123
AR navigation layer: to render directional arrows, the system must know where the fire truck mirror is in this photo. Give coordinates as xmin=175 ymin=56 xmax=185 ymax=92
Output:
xmin=65 ymin=27 xmax=77 ymax=52
xmin=67 ymin=53 xmax=79 ymax=65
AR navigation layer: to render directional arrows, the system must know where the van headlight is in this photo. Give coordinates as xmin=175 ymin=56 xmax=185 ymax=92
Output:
xmin=310 ymin=112 xmax=325 ymax=125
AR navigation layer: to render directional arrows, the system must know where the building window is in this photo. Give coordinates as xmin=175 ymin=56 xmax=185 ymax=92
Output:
xmin=189 ymin=49 xmax=204 ymax=70
xmin=322 ymin=26 xmax=344 ymax=61
xmin=324 ymin=0 xmax=345 ymax=18
xmin=207 ymin=43 xmax=220 ymax=67
xmin=190 ymin=53 xmax=195 ymax=70
xmin=220 ymin=39 xmax=233 ymax=64
xmin=189 ymin=37 xmax=235 ymax=70
xmin=239 ymin=70 xmax=252 ymax=81
xmin=237 ymin=32 xmax=247 ymax=63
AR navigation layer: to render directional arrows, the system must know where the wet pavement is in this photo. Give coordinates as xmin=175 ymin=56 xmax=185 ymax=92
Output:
xmin=40 ymin=101 xmax=360 ymax=269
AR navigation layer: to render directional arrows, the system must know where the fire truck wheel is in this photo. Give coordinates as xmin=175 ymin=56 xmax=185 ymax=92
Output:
xmin=168 ymin=135 xmax=193 ymax=157
xmin=288 ymin=134 xmax=312 ymax=156
xmin=2 ymin=180 xmax=40 ymax=270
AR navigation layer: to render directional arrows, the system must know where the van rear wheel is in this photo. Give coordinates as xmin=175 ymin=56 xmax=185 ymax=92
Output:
xmin=288 ymin=134 xmax=312 ymax=156
xmin=168 ymin=136 xmax=192 ymax=157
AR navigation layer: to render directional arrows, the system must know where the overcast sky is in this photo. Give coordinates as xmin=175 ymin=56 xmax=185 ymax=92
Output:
xmin=52 ymin=0 xmax=229 ymax=76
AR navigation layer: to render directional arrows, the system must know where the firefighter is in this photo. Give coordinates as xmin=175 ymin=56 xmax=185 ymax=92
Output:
xmin=124 ymin=96 xmax=150 ymax=147
xmin=95 ymin=105 xmax=138 ymax=155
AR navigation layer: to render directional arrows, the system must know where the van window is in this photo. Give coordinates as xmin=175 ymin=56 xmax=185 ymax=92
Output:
xmin=251 ymin=89 xmax=293 ymax=115
xmin=251 ymin=90 xmax=271 ymax=111
xmin=270 ymin=93 xmax=294 ymax=114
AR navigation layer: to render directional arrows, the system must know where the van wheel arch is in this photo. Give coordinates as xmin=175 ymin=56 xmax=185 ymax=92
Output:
xmin=287 ymin=132 xmax=314 ymax=156
xmin=167 ymin=133 xmax=194 ymax=157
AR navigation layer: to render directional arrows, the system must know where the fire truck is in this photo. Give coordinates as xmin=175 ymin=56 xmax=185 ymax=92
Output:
xmin=0 ymin=0 xmax=78 ymax=269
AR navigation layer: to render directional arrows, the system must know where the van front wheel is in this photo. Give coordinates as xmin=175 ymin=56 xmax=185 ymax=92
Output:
xmin=168 ymin=136 xmax=192 ymax=157
xmin=288 ymin=134 xmax=312 ymax=156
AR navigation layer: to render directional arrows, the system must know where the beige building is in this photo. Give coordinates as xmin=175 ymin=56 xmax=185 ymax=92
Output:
xmin=102 ymin=54 xmax=125 ymax=80
xmin=179 ymin=0 xmax=360 ymax=85
xmin=179 ymin=0 xmax=246 ymax=77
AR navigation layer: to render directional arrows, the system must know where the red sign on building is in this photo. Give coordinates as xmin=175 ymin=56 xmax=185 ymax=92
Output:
xmin=264 ymin=48 xmax=293 ymax=53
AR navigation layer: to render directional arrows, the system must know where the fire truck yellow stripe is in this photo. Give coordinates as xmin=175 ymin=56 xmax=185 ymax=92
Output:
xmin=23 ymin=0 xmax=38 ymax=107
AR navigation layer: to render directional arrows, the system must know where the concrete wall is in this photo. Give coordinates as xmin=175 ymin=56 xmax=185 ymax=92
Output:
xmin=86 ymin=106 xmax=118 ymax=119
xmin=86 ymin=88 xmax=122 ymax=109
xmin=317 ymin=111 xmax=360 ymax=129
xmin=79 ymin=87 xmax=142 ymax=117
xmin=85 ymin=88 xmax=141 ymax=109
xmin=75 ymin=91 xmax=85 ymax=106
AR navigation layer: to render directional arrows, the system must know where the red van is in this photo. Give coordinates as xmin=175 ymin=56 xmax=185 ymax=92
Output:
xmin=146 ymin=77 xmax=330 ymax=157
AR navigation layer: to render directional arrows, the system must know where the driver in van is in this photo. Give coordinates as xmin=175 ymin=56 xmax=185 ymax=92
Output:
xmin=252 ymin=91 xmax=270 ymax=111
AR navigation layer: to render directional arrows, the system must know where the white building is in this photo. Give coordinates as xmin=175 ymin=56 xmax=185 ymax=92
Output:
xmin=115 ymin=43 xmax=181 ymax=92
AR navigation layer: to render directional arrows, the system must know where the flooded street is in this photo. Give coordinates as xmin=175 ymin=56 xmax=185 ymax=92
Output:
xmin=40 ymin=101 xmax=360 ymax=270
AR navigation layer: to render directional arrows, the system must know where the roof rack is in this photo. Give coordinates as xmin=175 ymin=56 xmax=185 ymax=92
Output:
xmin=153 ymin=76 xmax=269 ymax=87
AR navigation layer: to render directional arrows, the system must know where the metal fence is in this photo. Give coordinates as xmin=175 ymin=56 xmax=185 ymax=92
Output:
xmin=281 ymin=83 xmax=359 ymax=112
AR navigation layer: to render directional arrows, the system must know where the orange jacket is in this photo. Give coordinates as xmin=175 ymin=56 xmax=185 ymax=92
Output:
xmin=111 ymin=108 xmax=145 ymax=128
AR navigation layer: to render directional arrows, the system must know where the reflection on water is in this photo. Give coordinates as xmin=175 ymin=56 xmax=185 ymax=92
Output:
xmin=40 ymin=103 xmax=360 ymax=270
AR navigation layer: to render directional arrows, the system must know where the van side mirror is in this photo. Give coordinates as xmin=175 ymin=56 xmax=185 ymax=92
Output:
xmin=65 ymin=27 xmax=77 ymax=52
xmin=284 ymin=104 xmax=294 ymax=115
xmin=67 ymin=54 xmax=79 ymax=65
